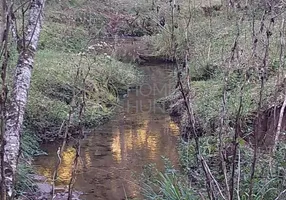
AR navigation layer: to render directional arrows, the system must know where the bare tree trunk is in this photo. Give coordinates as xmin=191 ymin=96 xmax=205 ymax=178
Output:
xmin=3 ymin=0 xmax=45 ymax=198
xmin=1 ymin=1 xmax=10 ymax=199
xmin=0 ymin=0 xmax=6 ymax=48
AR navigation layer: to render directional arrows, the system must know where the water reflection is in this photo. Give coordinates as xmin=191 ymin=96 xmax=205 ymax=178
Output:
xmin=111 ymin=118 xmax=179 ymax=163
xmin=35 ymin=146 xmax=79 ymax=185
xmin=34 ymin=65 xmax=180 ymax=199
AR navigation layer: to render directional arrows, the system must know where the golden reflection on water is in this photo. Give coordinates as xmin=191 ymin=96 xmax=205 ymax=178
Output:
xmin=147 ymin=135 xmax=158 ymax=159
xmin=111 ymin=118 xmax=179 ymax=163
xmin=169 ymin=120 xmax=180 ymax=136
xmin=59 ymin=147 xmax=76 ymax=183
xmin=84 ymin=149 xmax=92 ymax=168
xmin=36 ymin=147 xmax=80 ymax=185
xmin=111 ymin=132 xmax=122 ymax=162
xmin=35 ymin=66 xmax=180 ymax=199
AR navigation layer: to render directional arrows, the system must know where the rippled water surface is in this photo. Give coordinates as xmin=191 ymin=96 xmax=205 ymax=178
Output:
xmin=34 ymin=65 xmax=180 ymax=200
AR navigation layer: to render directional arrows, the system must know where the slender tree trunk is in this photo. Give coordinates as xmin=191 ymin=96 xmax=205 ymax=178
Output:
xmin=0 ymin=0 xmax=6 ymax=48
xmin=1 ymin=1 xmax=10 ymax=199
xmin=3 ymin=0 xmax=45 ymax=198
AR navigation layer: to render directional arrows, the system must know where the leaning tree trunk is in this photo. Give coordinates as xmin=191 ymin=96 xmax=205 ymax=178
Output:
xmin=3 ymin=0 xmax=45 ymax=198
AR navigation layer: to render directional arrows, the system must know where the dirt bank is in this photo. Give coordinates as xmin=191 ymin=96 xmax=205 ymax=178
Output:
xmin=163 ymin=86 xmax=286 ymax=149
xmin=87 ymin=36 xmax=173 ymax=65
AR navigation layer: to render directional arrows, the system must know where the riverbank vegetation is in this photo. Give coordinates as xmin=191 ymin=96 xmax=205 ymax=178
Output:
xmin=1 ymin=0 xmax=286 ymax=199
xmin=1 ymin=0 xmax=142 ymax=197
xmin=140 ymin=0 xmax=286 ymax=200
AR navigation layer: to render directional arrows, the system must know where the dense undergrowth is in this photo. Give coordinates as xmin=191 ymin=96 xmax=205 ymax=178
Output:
xmin=10 ymin=0 xmax=286 ymax=198
xmin=139 ymin=0 xmax=286 ymax=199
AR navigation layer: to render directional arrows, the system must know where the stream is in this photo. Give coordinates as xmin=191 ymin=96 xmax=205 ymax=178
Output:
xmin=34 ymin=65 xmax=180 ymax=200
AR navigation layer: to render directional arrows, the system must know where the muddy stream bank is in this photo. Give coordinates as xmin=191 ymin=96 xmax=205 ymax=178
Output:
xmin=33 ymin=65 xmax=180 ymax=200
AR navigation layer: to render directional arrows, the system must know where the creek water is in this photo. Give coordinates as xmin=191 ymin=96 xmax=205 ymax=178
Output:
xmin=34 ymin=65 xmax=180 ymax=200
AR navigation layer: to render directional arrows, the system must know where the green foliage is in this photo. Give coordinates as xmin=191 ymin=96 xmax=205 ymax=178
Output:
xmin=44 ymin=0 xmax=160 ymax=39
xmin=139 ymin=1 xmax=286 ymax=199
xmin=140 ymin=161 xmax=198 ymax=200
xmin=150 ymin=6 xmax=237 ymax=60
xmin=15 ymin=131 xmax=46 ymax=195
xmin=179 ymin=135 xmax=220 ymax=171
xmin=15 ymin=163 xmax=36 ymax=196
xmin=238 ymin=143 xmax=286 ymax=200
xmin=20 ymin=130 xmax=46 ymax=158
xmin=39 ymin=22 xmax=88 ymax=52
xmin=178 ymin=136 xmax=286 ymax=199
xmin=190 ymin=70 xmax=279 ymax=135
xmin=25 ymin=50 xmax=141 ymax=139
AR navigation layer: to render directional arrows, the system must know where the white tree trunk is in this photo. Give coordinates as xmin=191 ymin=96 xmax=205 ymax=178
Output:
xmin=3 ymin=0 xmax=45 ymax=197
xmin=0 ymin=0 xmax=6 ymax=48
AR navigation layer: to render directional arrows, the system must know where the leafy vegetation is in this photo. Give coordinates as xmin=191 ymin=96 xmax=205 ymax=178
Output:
xmin=140 ymin=0 xmax=286 ymax=199
xmin=178 ymin=138 xmax=286 ymax=200
xmin=3 ymin=0 xmax=285 ymax=198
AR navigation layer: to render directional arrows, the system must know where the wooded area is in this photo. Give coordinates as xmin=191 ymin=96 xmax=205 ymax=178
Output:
xmin=0 ymin=0 xmax=286 ymax=199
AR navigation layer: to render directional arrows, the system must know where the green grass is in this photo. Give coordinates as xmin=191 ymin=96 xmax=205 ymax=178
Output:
xmin=178 ymin=135 xmax=286 ymax=199
xmin=191 ymin=72 xmax=280 ymax=134
xmin=24 ymin=50 xmax=141 ymax=139
xmin=146 ymin=2 xmax=286 ymax=199
xmin=39 ymin=21 xmax=88 ymax=52
xmin=151 ymin=0 xmax=284 ymax=134
xmin=16 ymin=131 xmax=46 ymax=196
xmin=140 ymin=161 xmax=198 ymax=200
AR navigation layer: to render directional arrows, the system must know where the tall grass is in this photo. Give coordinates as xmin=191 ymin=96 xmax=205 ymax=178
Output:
xmin=15 ymin=131 xmax=46 ymax=196
xmin=140 ymin=0 xmax=286 ymax=199
xmin=140 ymin=162 xmax=198 ymax=200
